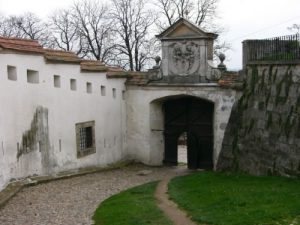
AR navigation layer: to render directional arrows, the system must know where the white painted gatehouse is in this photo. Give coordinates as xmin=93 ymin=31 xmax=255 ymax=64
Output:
xmin=0 ymin=18 xmax=240 ymax=191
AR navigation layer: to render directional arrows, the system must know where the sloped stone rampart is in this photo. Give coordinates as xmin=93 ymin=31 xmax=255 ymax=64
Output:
xmin=218 ymin=64 xmax=300 ymax=177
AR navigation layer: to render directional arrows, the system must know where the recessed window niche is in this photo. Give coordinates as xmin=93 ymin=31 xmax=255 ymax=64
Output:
xmin=70 ymin=79 xmax=77 ymax=91
xmin=122 ymin=90 xmax=126 ymax=100
xmin=87 ymin=82 xmax=92 ymax=93
xmin=7 ymin=65 xmax=17 ymax=81
xmin=54 ymin=75 xmax=61 ymax=88
xmin=27 ymin=69 xmax=39 ymax=84
xmin=112 ymin=88 xmax=116 ymax=99
xmin=101 ymin=85 xmax=106 ymax=96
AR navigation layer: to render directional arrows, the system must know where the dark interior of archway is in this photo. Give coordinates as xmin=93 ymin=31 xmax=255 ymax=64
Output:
xmin=163 ymin=96 xmax=214 ymax=170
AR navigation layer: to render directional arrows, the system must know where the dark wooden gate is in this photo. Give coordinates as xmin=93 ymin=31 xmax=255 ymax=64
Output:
xmin=163 ymin=97 xmax=214 ymax=169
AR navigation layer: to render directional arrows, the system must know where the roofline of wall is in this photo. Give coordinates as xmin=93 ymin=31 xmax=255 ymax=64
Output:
xmin=0 ymin=49 xmax=44 ymax=56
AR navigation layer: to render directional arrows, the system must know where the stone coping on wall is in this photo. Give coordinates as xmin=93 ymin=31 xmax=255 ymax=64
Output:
xmin=127 ymin=82 xmax=243 ymax=91
xmin=44 ymin=49 xmax=82 ymax=64
xmin=218 ymin=72 xmax=243 ymax=90
xmin=247 ymin=60 xmax=300 ymax=65
xmin=145 ymin=83 xmax=220 ymax=87
xmin=80 ymin=60 xmax=108 ymax=72
xmin=125 ymin=70 xmax=243 ymax=90
xmin=0 ymin=36 xmax=44 ymax=54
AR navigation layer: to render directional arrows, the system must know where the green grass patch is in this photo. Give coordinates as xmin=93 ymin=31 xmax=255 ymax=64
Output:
xmin=169 ymin=172 xmax=300 ymax=225
xmin=92 ymin=181 xmax=172 ymax=225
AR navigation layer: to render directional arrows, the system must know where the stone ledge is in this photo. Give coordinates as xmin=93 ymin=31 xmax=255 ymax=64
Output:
xmin=141 ymin=83 xmax=220 ymax=87
xmin=247 ymin=60 xmax=300 ymax=65
xmin=0 ymin=181 xmax=25 ymax=210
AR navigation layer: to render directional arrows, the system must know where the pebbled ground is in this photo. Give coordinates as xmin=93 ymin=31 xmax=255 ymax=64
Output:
xmin=0 ymin=164 xmax=186 ymax=225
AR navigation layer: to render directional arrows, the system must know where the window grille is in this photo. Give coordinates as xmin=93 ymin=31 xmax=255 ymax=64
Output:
xmin=76 ymin=121 xmax=96 ymax=158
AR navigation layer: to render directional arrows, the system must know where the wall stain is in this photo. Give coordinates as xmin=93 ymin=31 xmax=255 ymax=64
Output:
xmin=17 ymin=106 xmax=56 ymax=174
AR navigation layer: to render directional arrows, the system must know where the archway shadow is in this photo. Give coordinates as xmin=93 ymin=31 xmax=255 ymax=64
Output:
xmin=163 ymin=96 xmax=214 ymax=170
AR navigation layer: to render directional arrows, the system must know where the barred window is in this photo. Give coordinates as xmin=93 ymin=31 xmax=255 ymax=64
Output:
xmin=76 ymin=121 xmax=95 ymax=158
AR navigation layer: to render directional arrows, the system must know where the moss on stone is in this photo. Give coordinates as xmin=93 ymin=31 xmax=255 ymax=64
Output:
xmin=284 ymin=106 xmax=295 ymax=138
xmin=247 ymin=118 xmax=255 ymax=134
xmin=219 ymin=64 xmax=300 ymax=177
xmin=275 ymin=67 xmax=293 ymax=106
xmin=250 ymin=65 xmax=259 ymax=94
xmin=258 ymin=101 xmax=265 ymax=110
xmin=284 ymin=67 xmax=293 ymax=101
xmin=272 ymin=68 xmax=278 ymax=83
xmin=231 ymin=132 xmax=240 ymax=171
xmin=297 ymin=121 xmax=300 ymax=138
xmin=296 ymin=95 xmax=300 ymax=108
xmin=266 ymin=113 xmax=273 ymax=129
xmin=268 ymin=65 xmax=273 ymax=83
xmin=259 ymin=69 xmax=267 ymax=92
xmin=265 ymin=91 xmax=271 ymax=107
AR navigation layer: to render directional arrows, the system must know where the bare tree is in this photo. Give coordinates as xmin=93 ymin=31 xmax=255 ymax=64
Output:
xmin=72 ymin=0 xmax=115 ymax=61
xmin=0 ymin=13 xmax=50 ymax=46
xmin=154 ymin=0 xmax=219 ymax=29
xmin=0 ymin=15 xmax=23 ymax=38
xmin=110 ymin=0 xmax=156 ymax=71
xmin=154 ymin=0 xmax=229 ymax=56
xmin=154 ymin=0 xmax=177 ymax=29
xmin=288 ymin=24 xmax=300 ymax=35
xmin=47 ymin=9 xmax=84 ymax=55
xmin=15 ymin=13 xmax=46 ymax=40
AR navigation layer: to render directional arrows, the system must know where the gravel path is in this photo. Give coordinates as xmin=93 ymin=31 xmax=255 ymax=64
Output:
xmin=0 ymin=164 xmax=186 ymax=225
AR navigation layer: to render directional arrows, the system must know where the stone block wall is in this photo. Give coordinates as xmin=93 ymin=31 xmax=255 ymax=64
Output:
xmin=217 ymin=64 xmax=300 ymax=177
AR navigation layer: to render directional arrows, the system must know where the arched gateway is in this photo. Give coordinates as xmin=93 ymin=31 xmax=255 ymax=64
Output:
xmin=125 ymin=18 xmax=240 ymax=170
xmin=163 ymin=96 xmax=214 ymax=169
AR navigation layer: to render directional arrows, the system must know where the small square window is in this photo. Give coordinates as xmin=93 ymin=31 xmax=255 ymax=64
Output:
xmin=54 ymin=75 xmax=61 ymax=88
xmin=112 ymin=88 xmax=116 ymax=99
xmin=101 ymin=85 xmax=106 ymax=96
xmin=76 ymin=121 xmax=96 ymax=158
xmin=87 ymin=82 xmax=92 ymax=93
xmin=7 ymin=65 xmax=17 ymax=81
xmin=27 ymin=70 xmax=39 ymax=84
xmin=70 ymin=79 xmax=77 ymax=91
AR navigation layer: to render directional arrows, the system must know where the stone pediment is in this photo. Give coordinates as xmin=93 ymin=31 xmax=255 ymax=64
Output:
xmin=156 ymin=18 xmax=217 ymax=40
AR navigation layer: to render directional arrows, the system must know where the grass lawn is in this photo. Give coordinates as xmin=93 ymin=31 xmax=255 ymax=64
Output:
xmin=92 ymin=181 xmax=172 ymax=225
xmin=168 ymin=172 xmax=300 ymax=225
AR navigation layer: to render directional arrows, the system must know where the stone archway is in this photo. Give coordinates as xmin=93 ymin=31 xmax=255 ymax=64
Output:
xmin=163 ymin=96 xmax=214 ymax=170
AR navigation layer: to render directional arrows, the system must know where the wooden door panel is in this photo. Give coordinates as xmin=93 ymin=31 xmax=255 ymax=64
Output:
xmin=164 ymin=97 xmax=214 ymax=170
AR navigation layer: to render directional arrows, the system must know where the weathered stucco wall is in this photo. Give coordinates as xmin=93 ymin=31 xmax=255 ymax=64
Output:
xmin=218 ymin=64 xmax=300 ymax=177
xmin=126 ymin=84 xmax=238 ymax=169
xmin=0 ymin=53 xmax=127 ymax=191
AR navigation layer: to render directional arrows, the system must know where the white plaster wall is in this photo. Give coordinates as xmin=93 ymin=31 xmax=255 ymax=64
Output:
xmin=0 ymin=53 xmax=127 ymax=191
xmin=126 ymin=85 xmax=238 ymax=169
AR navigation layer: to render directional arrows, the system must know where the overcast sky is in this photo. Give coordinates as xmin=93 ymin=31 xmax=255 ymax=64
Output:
xmin=0 ymin=0 xmax=300 ymax=70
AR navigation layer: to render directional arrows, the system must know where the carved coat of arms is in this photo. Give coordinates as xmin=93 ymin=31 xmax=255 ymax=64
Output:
xmin=169 ymin=42 xmax=200 ymax=76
